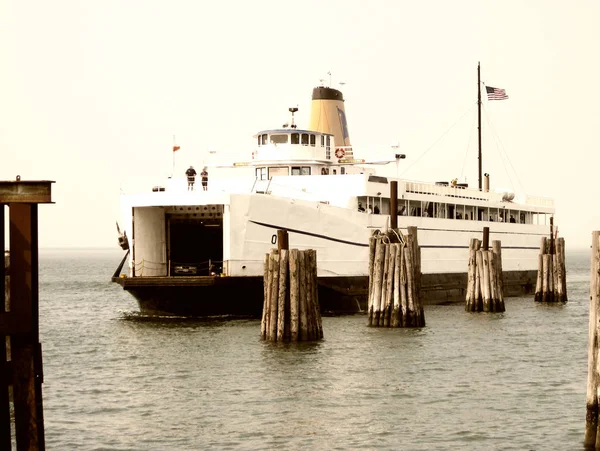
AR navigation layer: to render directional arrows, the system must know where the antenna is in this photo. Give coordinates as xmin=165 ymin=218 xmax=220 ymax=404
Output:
xmin=289 ymin=106 xmax=298 ymax=129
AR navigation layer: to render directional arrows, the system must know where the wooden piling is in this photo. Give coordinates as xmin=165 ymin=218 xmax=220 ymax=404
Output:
xmin=465 ymin=238 xmax=478 ymax=310
xmin=289 ymin=249 xmax=299 ymax=342
xmin=383 ymin=244 xmax=396 ymax=327
xmin=261 ymin=253 xmax=270 ymax=340
xmin=298 ymin=250 xmax=308 ymax=341
xmin=535 ymin=223 xmax=567 ymax=303
xmin=367 ymin=228 xmax=424 ymax=328
xmin=268 ymin=251 xmax=280 ymax=341
xmin=391 ymin=244 xmax=401 ymax=327
xmin=276 ymin=249 xmax=288 ymax=342
xmin=585 ymin=231 xmax=600 ymax=447
xmin=465 ymin=236 xmax=504 ymax=312
xmin=492 ymin=240 xmax=504 ymax=307
xmin=370 ymin=237 xmax=385 ymax=327
xmin=261 ymin=242 xmax=323 ymax=342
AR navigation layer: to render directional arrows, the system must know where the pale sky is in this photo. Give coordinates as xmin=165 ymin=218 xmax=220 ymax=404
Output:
xmin=1 ymin=0 xmax=598 ymax=249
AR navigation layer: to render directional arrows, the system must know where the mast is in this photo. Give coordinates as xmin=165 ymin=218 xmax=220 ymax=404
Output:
xmin=477 ymin=62 xmax=482 ymax=191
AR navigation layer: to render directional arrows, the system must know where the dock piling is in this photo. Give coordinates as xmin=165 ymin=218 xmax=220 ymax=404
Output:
xmin=1 ymin=179 xmax=54 ymax=450
xmin=261 ymin=230 xmax=323 ymax=342
xmin=534 ymin=223 xmax=567 ymax=303
xmin=585 ymin=231 xmax=600 ymax=447
xmin=367 ymin=228 xmax=425 ymax=328
xmin=465 ymin=228 xmax=505 ymax=312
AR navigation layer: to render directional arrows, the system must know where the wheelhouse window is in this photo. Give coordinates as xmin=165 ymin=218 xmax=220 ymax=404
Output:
xmin=301 ymin=134 xmax=309 ymax=145
xmin=261 ymin=134 xmax=268 ymax=145
xmin=310 ymin=134 xmax=316 ymax=146
xmin=255 ymin=167 xmax=267 ymax=180
xmin=291 ymin=166 xmax=311 ymax=175
xmin=268 ymin=166 xmax=289 ymax=178
xmin=270 ymin=134 xmax=288 ymax=144
xmin=321 ymin=136 xmax=325 ymax=146
xmin=291 ymin=133 xmax=299 ymax=144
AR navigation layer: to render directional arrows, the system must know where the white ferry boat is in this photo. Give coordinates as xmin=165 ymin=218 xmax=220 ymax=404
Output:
xmin=112 ymin=79 xmax=553 ymax=316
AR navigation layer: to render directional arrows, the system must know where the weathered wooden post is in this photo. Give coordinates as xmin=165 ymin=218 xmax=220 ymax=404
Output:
xmin=390 ymin=181 xmax=398 ymax=230
xmin=585 ymin=231 xmax=600 ymax=448
xmin=261 ymin=230 xmax=322 ymax=342
xmin=367 ymin=228 xmax=425 ymax=328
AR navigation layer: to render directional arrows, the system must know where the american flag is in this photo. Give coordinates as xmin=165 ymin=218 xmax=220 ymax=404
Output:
xmin=486 ymin=86 xmax=508 ymax=101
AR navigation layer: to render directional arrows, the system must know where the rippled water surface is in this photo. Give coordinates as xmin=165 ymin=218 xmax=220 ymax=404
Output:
xmin=38 ymin=248 xmax=592 ymax=450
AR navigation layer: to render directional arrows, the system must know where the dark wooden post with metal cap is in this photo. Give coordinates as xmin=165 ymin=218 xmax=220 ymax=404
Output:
xmin=1 ymin=178 xmax=54 ymax=450
xmin=390 ymin=181 xmax=398 ymax=230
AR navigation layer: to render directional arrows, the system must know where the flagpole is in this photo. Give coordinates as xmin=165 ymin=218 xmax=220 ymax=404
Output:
xmin=477 ymin=62 xmax=482 ymax=191
xmin=172 ymin=135 xmax=176 ymax=177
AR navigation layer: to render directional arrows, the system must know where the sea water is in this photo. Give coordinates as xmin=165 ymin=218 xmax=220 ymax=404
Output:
xmin=38 ymin=248 xmax=591 ymax=450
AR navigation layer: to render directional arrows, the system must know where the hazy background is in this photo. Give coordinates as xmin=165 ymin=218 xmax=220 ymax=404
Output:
xmin=1 ymin=0 xmax=598 ymax=249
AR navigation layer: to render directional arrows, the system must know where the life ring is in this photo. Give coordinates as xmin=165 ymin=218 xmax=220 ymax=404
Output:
xmin=335 ymin=148 xmax=345 ymax=159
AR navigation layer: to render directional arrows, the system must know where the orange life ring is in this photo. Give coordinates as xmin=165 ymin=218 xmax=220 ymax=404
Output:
xmin=335 ymin=148 xmax=345 ymax=159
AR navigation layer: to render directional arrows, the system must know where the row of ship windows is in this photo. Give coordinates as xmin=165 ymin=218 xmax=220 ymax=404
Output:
xmin=358 ymin=198 xmax=551 ymax=225
xmin=255 ymin=166 xmax=346 ymax=179
xmin=258 ymin=133 xmax=331 ymax=147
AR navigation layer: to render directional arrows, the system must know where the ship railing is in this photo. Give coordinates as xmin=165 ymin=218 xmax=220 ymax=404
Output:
xmin=131 ymin=259 xmax=225 ymax=277
xmin=255 ymin=143 xmax=325 ymax=161
xmin=133 ymin=259 xmax=167 ymax=277
xmin=403 ymin=180 xmax=553 ymax=208
xmin=524 ymin=195 xmax=554 ymax=208
xmin=169 ymin=259 xmax=224 ymax=276
xmin=404 ymin=181 xmax=492 ymax=201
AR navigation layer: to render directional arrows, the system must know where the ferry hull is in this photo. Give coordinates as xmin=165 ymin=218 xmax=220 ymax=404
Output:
xmin=113 ymin=269 xmax=536 ymax=317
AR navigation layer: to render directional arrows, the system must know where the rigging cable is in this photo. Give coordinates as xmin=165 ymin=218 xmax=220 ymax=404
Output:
xmin=400 ymin=102 xmax=477 ymax=176
xmin=459 ymin=107 xmax=478 ymax=182
xmin=481 ymin=105 xmax=526 ymax=195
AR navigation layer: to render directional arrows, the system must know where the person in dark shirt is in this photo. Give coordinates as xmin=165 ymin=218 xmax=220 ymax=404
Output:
xmin=201 ymin=167 xmax=209 ymax=191
xmin=185 ymin=166 xmax=197 ymax=191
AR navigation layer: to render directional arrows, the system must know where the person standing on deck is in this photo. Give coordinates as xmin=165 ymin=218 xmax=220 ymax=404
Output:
xmin=201 ymin=167 xmax=209 ymax=191
xmin=185 ymin=166 xmax=197 ymax=191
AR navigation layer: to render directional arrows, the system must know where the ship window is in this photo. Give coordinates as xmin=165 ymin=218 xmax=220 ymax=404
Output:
xmin=332 ymin=169 xmax=337 ymax=175
xmin=270 ymin=134 xmax=288 ymax=144
xmin=291 ymin=166 xmax=311 ymax=175
xmin=257 ymin=136 xmax=261 ymax=146
xmin=255 ymin=167 xmax=267 ymax=180
xmin=310 ymin=134 xmax=316 ymax=146
xmin=301 ymin=134 xmax=309 ymax=145
xmin=268 ymin=166 xmax=289 ymax=177
xmin=291 ymin=133 xmax=299 ymax=144
xmin=321 ymin=136 xmax=325 ymax=146
xmin=261 ymin=134 xmax=268 ymax=145
xmin=341 ymin=167 xmax=345 ymax=175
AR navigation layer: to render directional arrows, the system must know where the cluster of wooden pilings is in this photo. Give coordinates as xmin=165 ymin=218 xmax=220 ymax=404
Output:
xmin=367 ymin=226 xmax=425 ymax=328
xmin=261 ymin=232 xmax=323 ymax=342
xmin=584 ymin=231 xmax=600 ymax=448
xmin=465 ymin=227 xmax=505 ymax=312
xmin=534 ymin=234 xmax=567 ymax=303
